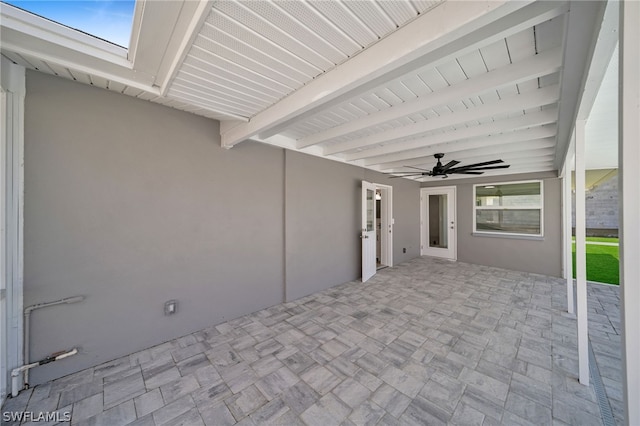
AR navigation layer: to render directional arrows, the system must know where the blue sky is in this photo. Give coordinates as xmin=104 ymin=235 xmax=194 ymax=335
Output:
xmin=4 ymin=1 xmax=135 ymax=47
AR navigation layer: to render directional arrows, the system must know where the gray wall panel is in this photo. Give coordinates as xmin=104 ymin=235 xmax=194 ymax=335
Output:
xmin=284 ymin=154 xmax=421 ymax=301
xmin=23 ymin=72 xmax=422 ymax=384
xmin=422 ymin=172 xmax=562 ymax=276
xmin=284 ymin=151 xmax=362 ymax=301
xmin=24 ymin=72 xmax=285 ymax=384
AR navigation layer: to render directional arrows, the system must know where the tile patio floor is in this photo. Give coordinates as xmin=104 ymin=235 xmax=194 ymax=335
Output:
xmin=2 ymin=257 xmax=623 ymax=425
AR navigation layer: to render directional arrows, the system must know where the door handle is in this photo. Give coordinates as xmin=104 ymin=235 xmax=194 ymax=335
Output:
xmin=360 ymin=235 xmax=369 ymax=239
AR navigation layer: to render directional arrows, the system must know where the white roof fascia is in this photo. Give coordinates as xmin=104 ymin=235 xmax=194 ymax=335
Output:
xmin=0 ymin=3 xmax=128 ymax=65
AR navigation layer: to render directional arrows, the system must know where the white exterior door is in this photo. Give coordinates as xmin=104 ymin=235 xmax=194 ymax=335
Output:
xmin=421 ymin=187 xmax=456 ymax=260
xmin=361 ymin=181 xmax=377 ymax=282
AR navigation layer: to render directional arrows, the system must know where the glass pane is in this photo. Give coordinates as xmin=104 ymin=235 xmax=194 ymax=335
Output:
xmin=476 ymin=209 xmax=541 ymax=235
xmin=428 ymin=194 xmax=448 ymax=248
xmin=366 ymin=189 xmax=374 ymax=232
xmin=476 ymin=182 xmax=541 ymax=207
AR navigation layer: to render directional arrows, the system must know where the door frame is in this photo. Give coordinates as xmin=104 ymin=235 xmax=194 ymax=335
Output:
xmin=361 ymin=182 xmax=393 ymax=282
xmin=376 ymin=184 xmax=393 ymax=268
xmin=420 ymin=186 xmax=457 ymax=260
xmin=361 ymin=181 xmax=377 ymax=282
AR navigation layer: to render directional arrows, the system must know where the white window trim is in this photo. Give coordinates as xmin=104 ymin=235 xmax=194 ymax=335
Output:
xmin=472 ymin=179 xmax=544 ymax=238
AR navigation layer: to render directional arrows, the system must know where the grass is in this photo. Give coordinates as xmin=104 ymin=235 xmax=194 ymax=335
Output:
xmin=572 ymin=236 xmax=619 ymax=244
xmin=572 ymin=239 xmax=619 ymax=285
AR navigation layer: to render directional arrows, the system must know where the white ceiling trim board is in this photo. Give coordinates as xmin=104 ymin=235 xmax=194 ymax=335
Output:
xmin=553 ymin=1 xmax=606 ymax=169
xmin=370 ymin=128 xmax=558 ymax=168
xmin=381 ymin=143 xmax=557 ymax=172
xmin=158 ymin=0 xmax=216 ymax=95
xmin=165 ymin=90 xmax=250 ymax=122
xmin=253 ymin=0 xmax=568 ymax=142
xmin=326 ymin=84 xmax=559 ymax=156
xmin=297 ymin=46 xmax=562 ymax=149
xmin=220 ymin=0 xmax=549 ymax=148
xmin=173 ymin=71 xmax=276 ymax=105
xmin=206 ymin=8 xmax=323 ymax=77
xmin=169 ymin=81 xmax=266 ymax=111
xmin=346 ymin=108 xmax=558 ymax=161
xmin=181 ymin=57 xmax=288 ymax=99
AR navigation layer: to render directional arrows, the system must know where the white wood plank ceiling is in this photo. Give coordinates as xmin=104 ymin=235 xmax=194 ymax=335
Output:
xmin=0 ymin=0 xmax=607 ymax=180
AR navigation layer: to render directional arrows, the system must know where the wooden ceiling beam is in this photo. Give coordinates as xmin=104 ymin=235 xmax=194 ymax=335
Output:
xmin=298 ymin=46 xmax=562 ymax=149
xmin=327 ymin=85 xmax=559 ymax=156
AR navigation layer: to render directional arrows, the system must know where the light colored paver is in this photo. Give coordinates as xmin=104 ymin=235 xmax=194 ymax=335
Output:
xmin=3 ymin=257 xmax=621 ymax=425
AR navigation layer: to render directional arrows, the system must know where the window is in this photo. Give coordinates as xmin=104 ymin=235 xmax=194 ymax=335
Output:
xmin=474 ymin=181 xmax=543 ymax=237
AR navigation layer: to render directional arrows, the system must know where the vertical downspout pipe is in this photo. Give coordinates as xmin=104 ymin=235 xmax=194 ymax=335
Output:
xmin=23 ymin=296 xmax=84 ymax=388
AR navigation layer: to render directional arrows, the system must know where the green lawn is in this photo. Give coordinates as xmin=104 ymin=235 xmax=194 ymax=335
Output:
xmin=572 ymin=236 xmax=619 ymax=244
xmin=572 ymin=240 xmax=619 ymax=285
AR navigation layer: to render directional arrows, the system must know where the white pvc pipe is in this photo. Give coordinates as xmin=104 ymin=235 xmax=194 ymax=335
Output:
xmin=11 ymin=349 xmax=77 ymax=397
xmin=23 ymin=296 xmax=84 ymax=387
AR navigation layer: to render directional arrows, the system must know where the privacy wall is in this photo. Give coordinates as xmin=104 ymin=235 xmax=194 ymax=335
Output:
xmin=23 ymin=72 xmax=420 ymax=384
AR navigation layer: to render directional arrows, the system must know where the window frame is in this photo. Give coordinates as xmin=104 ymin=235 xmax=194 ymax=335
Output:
xmin=472 ymin=180 xmax=544 ymax=238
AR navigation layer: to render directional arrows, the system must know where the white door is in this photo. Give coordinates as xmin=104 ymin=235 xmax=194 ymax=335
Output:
xmin=421 ymin=187 xmax=456 ymax=260
xmin=362 ymin=181 xmax=377 ymax=282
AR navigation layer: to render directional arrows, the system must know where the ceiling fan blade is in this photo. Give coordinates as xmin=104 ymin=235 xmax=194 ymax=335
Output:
xmin=457 ymin=165 xmax=511 ymax=171
xmin=449 ymin=171 xmax=484 ymax=175
xmin=404 ymin=165 xmax=432 ymax=172
xmin=440 ymin=160 xmax=460 ymax=172
xmin=383 ymin=171 xmax=428 ymax=175
xmin=449 ymin=159 xmax=504 ymax=171
xmin=388 ymin=174 xmax=425 ymax=178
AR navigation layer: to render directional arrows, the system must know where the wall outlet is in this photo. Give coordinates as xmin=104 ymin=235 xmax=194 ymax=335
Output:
xmin=403 ymin=248 xmax=406 ymax=253
xmin=164 ymin=300 xmax=178 ymax=315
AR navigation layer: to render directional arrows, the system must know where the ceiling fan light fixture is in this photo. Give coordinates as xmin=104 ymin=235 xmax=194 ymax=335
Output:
xmin=383 ymin=154 xmax=510 ymax=179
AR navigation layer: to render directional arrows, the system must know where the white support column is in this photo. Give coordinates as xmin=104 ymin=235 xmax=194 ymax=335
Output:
xmin=619 ymin=2 xmax=640 ymax=424
xmin=574 ymin=119 xmax=588 ymax=386
xmin=562 ymin=154 xmax=575 ymax=315
xmin=0 ymin=57 xmax=26 ymax=400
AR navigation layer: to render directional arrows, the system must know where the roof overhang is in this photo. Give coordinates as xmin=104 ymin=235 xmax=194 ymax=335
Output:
xmin=1 ymin=0 xmax=612 ymax=181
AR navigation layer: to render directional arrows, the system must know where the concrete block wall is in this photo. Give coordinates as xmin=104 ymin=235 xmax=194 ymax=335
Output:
xmin=572 ymin=170 xmax=618 ymax=235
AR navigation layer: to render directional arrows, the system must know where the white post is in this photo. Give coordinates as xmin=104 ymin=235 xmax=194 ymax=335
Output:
xmin=574 ymin=119 xmax=588 ymax=386
xmin=0 ymin=57 xmax=26 ymax=399
xmin=619 ymin=2 xmax=640 ymax=424
xmin=562 ymin=154 xmax=575 ymax=315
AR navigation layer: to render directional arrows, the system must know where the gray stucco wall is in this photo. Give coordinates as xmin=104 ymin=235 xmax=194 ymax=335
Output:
xmin=284 ymin=151 xmax=361 ymax=301
xmin=422 ymin=172 xmax=563 ymax=277
xmin=23 ymin=71 xmax=420 ymax=384
xmin=284 ymin=153 xmax=421 ymax=301
xmin=24 ymin=72 xmax=286 ymax=384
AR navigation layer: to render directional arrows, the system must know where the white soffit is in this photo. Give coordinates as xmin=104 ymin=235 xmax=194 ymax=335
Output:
xmin=217 ymin=1 xmax=602 ymax=181
xmin=166 ymin=0 xmax=443 ymax=119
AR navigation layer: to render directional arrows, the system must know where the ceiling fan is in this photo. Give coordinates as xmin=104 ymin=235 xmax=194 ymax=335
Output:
xmin=386 ymin=153 xmax=510 ymax=179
